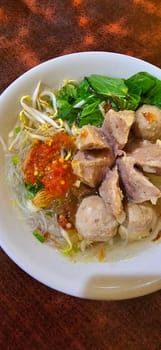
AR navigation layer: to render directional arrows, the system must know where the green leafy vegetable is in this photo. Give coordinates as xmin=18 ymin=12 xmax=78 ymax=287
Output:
xmin=25 ymin=182 xmax=43 ymax=200
xmin=57 ymin=82 xmax=78 ymax=102
xmin=125 ymin=89 xmax=141 ymax=110
xmin=80 ymin=100 xmax=100 ymax=118
xmin=125 ymin=72 xmax=157 ymax=96
xmin=79 ymin=100 xmax=103 ymax=127
xmin=75 ymin=78 xmax=95 ymax=104
xmin=57 ymin=99 xmax=76 ymax=121
xmin=87 ymin=74 xmax=128 ymax=98
xmin=125 ymin=72 xmax=161 ymax=109
xmin=33 ymin=229 xmax=45 ymax=243
xmin=86 ymin=74 xmax=130 ymax=110
xmin=56 ymin=80 xmax=102 ymax=127
xmin=56 ymin=72 xmax=161 ymax=128
xmin=143 ymin=79 xmax=161 ymax=108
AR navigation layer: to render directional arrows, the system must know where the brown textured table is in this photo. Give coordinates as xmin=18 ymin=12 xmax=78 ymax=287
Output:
xmin=1 ymin=1 xmax=161 ymax=349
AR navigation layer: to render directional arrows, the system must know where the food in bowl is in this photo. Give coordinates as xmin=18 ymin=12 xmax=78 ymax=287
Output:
xmin=3 ymin=71 xmax=161 ymax=260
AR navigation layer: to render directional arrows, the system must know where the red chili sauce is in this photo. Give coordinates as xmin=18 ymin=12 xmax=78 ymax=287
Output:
xmin=23 ymin=132 xmax=76 ymax=198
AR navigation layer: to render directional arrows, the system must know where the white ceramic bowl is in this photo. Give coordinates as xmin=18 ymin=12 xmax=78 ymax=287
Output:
xmin=1 ymin=51 xmax=161 ymax=300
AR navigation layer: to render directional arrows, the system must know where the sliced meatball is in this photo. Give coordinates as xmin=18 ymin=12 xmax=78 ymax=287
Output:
xmin=119 ymin=202 xmax=158 ymax=242
xmin=99 ymin=166 xmax=125 ymax=223
xmin=117 ymin=154 xmax=161 ymax=204
xmin=72 ymin=149 xmax=114 ymax=187
xmin=102 ymin=109 xmax=135 ymax=153
xmin=126 ymin=139 xmax=161 ymax=175
xmin=75 ymin=195 xmax=118 ymax=242
xmin=75 ymin=125 xmax=110 ymax=151
xmin=133 ymin=104 xmax=161 ymax=142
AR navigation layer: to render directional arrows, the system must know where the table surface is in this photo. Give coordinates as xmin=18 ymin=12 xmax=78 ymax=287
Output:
xmin=1 ymin=1 xmax=161 ymax=349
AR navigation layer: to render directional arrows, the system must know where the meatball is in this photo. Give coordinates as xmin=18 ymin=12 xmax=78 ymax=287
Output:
xmin=75 ymin=195 xmax=118 ymax=242
xmin=133 ymin=104 xmax=161 ymax=142
xmin=119 ymin=202 xmax=158 ymax=242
